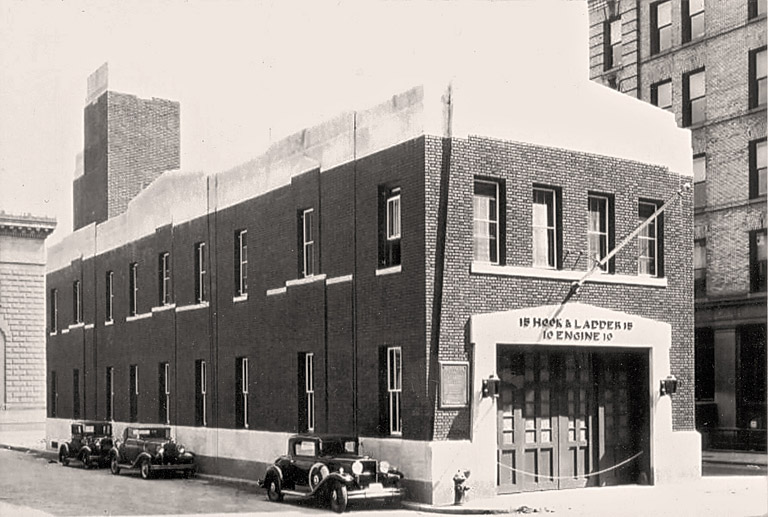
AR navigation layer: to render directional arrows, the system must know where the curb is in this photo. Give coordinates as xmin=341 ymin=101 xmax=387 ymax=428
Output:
xmin=0 ymin=443 xmax=58 ymax=461
xmin=197 ymin=473 xmax=263 ymax=491
xmin=402 ymin=501 xmax=512 ymax=515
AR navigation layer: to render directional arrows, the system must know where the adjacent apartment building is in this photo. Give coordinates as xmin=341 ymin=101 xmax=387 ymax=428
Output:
xmin=588 ymin=0 xmax=767 ymax=450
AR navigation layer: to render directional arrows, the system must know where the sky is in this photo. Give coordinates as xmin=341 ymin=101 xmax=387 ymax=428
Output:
xmin=0 ymin=0 xmax=588 ymax=245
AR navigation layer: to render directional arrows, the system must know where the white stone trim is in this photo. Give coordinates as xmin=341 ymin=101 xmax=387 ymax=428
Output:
xmin=84 ymin=323 xmax=94 ymax=330
xmin=285 ymin=274 xmax=327 ymax=288
xmin=49 ymin=331 xmax=57 ymax=336
xmin=471 ymin=262 xmax=668 ymax=288
xmin=152 ymin=303 xmax=176 ymax=313
xmin=175 ymin=302 xmax=209 ymax=313
xmin=126 ymin=312 xmax=152 ymax=322
xmin=67 ymin=322 xmax=85 ymax=330
xmin=61 ymin=328 xmax=69 ymax=334
xmin=104 ymin=319 xmax=114 ymax=326
xmin=327 ymin=274 xmax=353 ymax=285
xmin=233 ymin=294 xmax=248 ymax=303
xmin=375 ymin=265 xmax=402 ymax=276
xmin=266 ymin=287 xmax=287 ymax=296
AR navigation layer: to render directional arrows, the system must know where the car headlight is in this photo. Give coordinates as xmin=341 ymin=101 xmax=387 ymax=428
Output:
xmin=351 ymin=461 xmax=363 ymax=475
xmin=178 ymin=445 xmax=185 ymax=454
xmin=157 ymin=447 xmax=164 ymax=456
xmin=379 ymin=461 xmax=390 ymax=474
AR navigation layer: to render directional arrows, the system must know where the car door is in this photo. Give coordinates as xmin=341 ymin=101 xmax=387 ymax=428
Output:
xmin=290 ymin=439 xmax=318 ymax=488
xmin=123 ymin=428 xmax=142 ymax=464
xmin=70 ymin=425 xmax=83 ymax=455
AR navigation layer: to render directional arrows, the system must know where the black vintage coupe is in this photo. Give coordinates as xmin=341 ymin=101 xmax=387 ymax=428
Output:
xmin=262 ymin=434 xmax=404 ymax=513
xmin=109 ymin=426 xmax=196 ymax=480
xmin=58 ymin=421 xmax=113 ymax=468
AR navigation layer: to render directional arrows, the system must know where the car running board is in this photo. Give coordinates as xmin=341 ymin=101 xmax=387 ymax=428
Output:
xmin=281 ymin=489 xmax=315 ymax=498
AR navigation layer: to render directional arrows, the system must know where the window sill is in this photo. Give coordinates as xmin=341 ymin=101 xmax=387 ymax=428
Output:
xmin=49 ymin=331 xmax=57 ymax=336
xmin=376 ymin=265 xmax=402 ymax=276
xmin=84 ymin=323 xmax=94 ymax=330
xmin=175 ymin=302 xmax=209 ymax=313
xmin=471 ymin=262 xmax=668 ymax=288
xmin=105 ymin=320 xmax=114 ymax=327
xmin=126 ymin=312 xmax=152 ymax=322
xmin=286 ymin=274 xmax=327 ymax=288
xmin=233 ymin=293 xmax=248 ymax=303
xmin=327 ymin=274 xmax=353 ymax=285
xmin=68 ymin=322 xmax=84 ymax=330
xmin=61 ymin=328 xmax=70 ymax=335
xmin=152 ymin=303 xmax=176 ymax=313
xmin=266 ymin=286 xmax=287 ymax=296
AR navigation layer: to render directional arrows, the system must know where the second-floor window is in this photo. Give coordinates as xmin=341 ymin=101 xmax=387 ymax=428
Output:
xmin=72 ymin=280 xmax=82 ymax=324
xmin=588 ymin=194 xmax=613 ymax=272
xmin=49 ymin=288 xmax=58 ymax=333
xmin=651 ymin=1 xmax=672 ymax=54
xmin=158 ymin=252 xmax=171 ymax=306
xmin=749 ymin=47 xmax=767 ymax=109
xmin=750 ymin=139 xmax=767 ymax=199
xmin=473 ymin=180 xmax=501 ymax=264
xmin=236 ymin=357 xmax=249 ymax=428
xmin=605 ymin=18 xmax=622 ymax=70
xmin=299 ymin=353 xmax=315 ymax=432
xmin=159 ymin=362 xmax=170 ymax=424
xmin=129 ymin=364 xmax=139 ymax=422
xmin=129 ymin=263 xmax=138 ymax=316
xmin=195 ymin=359 xmax=207 ymax=426
xmin=693 ymin=154 xmax=707 ymax=208
xmin=533 ymin=187 xmax=559 ymax=269
xmin=750 ymin=230 xmax=767 ymax=293
xmin=694 ymin=239 xmax=707 ymax=297
xmin=387 ymin=346 xmax=402 ymax=435
xmin=379 ymin=187 xmax=402 ymax=269
xmin=105 ymin=271 xmax=113 ymax=322
xmin=683 ymin=0 xmax=705 ymax=43
xmin=651 ymin=79 xmax=672 ymax=111
xmin=235 ymin=230 xmax=248 ymax=296
xmin=638 ymin=201 xmax=663 ymax=277
xmin=684 ymin=69 xmax=706 ymax=127
xmin=106 ymin=367 xmax=114 ymax=421
xmin=300 ymin=209 xmax=315 ymax=278
xmin=195 ymin=243 xmax=206 ymax=303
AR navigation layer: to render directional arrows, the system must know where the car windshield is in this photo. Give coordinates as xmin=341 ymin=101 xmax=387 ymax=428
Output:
xmin=130 ymin=428 xmax=170 ymax=439
xmin=320 ymin=439 xmax=358 ymax=456
xmin=83 ymin=424 xmax=111 ymax=435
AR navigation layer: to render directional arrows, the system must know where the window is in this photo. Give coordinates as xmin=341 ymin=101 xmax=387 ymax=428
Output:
xmin=749 ymin=0 xmax=767 ymax=19
xmin=106 ymin=367 xmax=114 ymax=421
xmin=195 ymin=359 xmax=207 ymax=426
xmin=588 ymin=194 xmax=614 ymax=272
xmin=49 ymin=288 xmax=58 ymax=333
xmin=105 ymin=271 xmax=113 ymax=322
xmin=695 ymin=328 xmax=715 ymax=401
xmin=694 ymin=239 xmax=707 ymax=297
xmin=72 ymin=280 xmax=82 ymax=324
xmin=72 ymin=369 xmax=80 ymax=420
xmin=234 ymin=230 xmax=248 ymax=296
xmin=750 ymin=230 xmax=767 ymax=292
xmin=49 ymin=371 xmax=57 ymax=418
xmin=683 ymin=0 xmax=705 ymax=43
xmin=693 ymin=154 xmax=707 ymax=208
xmin=299 ymin=353 xmax=315 ymax=432
xmin=194 ymin=243 xmax=206 ymax=303
xmin=604 ymin=18 xmax=622 ymax=70
xmin=749 ymin=48 xmax=767 ymax=109
xmin=638 ymin=200 xmax=664 ymax=277
xmin=684 ymin=69 xmax=706 ymax=126
xmin=651 ymin=1 xmax=672 ymax=54
xmin=128 ymin=262 xmax=138 ymax=316
xmin=158 ymin=252 xmax=171 ymax=306
xmin=473 ymin=180 xmax=501 ymax=264
xmin=532 ymin=187 xmax=560 ymax=269
xmin=236 ymin=357 xmax=249 ymax=428
xmin=387 ymin=347 xmax=402 ymax=435
xmin=737 ymin=324 xmax=767 ymax=429
xmin=379 ymin=187 xmax=402 ymax=268
xmin=750 ymin=139 xmax=767 ymax=199
xmin=129 ymin=364 xmax=138 ymax=422
xmin=159 ymin=363 xmax=170 ymax=424
xmin=651 ymin=79 xmax=672 ymax=110
xmin=299 ymin=209 xmax=315 ymax=278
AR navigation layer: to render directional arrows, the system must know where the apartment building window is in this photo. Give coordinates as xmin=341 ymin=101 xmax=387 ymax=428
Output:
xmin=651 ymin=79 xmax=672 ymax=111
xmin=49 ymin=288 xmax=58 ymax=333
xmin=386 ymin=346 xmax=402 ymax=435
xmin=638 ymin=200 xmax=664 ymax=277
xmin=299 ymin=209 xmax=315 ymax=278
xmin=236 ymin=357 xmax=249 ymax=428
xmin=129 ymin=365 xmax=138 ymax=422
xmin=298 ymin=353 xmax=315 ymax=432
xmin=72 ymin=369 xmax=80 ymax=420
xmin=158 ymin=252 xmax=171 ymax=306
xmin=749 ymin=0 xmax=767 ymax=18
xmin=651 ymin=1 xmax=672 ymax=54
xmin=72 ymin=280 xmax=82 ymax=324
xmin=49 ymin=371 xmax=57 ymax=418
xmin=195 ymin=360 xmax=207 ymax=426
xmin=604 ymin=18 xmax=622 ymax=70
xmin=682 ymin=0 xmax=705 ymax=43
xmin=128 ymin=263 xmax=138 ymax=316
xmin=750 ymin=230 xmax=767 ymax=292
xmin=533 ymin=187 xmax=560 ymax=269
xmin=159 ymin=362 xmax=170 ymax=424
xmin=588 ymin=194 xmax=614 ymax=272
xmin=750 ymin=139 xmax=767 ymax=199
xmin=105 ymin=271 xmax=113 ymax=322
xmin=234 ymin=230 xmax=248 ymax=296
xmin=695 ymin=328 xmax=715 ymax=401
xmin=694 ymin=239 xmax=707 ymax=297
xmin=379 ymin=186 xmax=402 ymax=269
xmin=693 ymin=154 xmax=707 ymax=208
xmin=194 ymin=243 xmax=206 ymax=303
xmin=749 ymin=47 xmax=767 ymax=109
xmin=106 ymin=367 xmax=114 ymax=421
xmin=473 ymin=179 xmax=504 ymax=264
xmin=684 ymin=69 xmax=706 ymax=126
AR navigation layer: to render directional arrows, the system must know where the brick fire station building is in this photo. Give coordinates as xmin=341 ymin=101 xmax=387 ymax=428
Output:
xmin=47 ymin=38 xmax=699 ymax=505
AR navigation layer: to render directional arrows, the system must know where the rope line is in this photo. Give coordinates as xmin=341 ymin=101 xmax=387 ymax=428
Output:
xmin=498 ymin=451 xmax=643 ymax=480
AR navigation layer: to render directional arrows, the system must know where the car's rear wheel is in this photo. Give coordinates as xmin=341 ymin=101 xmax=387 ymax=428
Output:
xmin=110 ymin=454 xmax=121 ymax=475
xmin=59 ymin=448 xmax=69 ymax=466
xmin=329 ymin=481 xmax=348 ymax=513
xmin=139 ymin=458 xmax=152 ymax=480
xmin=266 ymin=475 xmax=283 ymax=502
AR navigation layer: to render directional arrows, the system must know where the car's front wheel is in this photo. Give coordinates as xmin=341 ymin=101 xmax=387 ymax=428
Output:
xmin=266 ymin=475 xmax=283 ymax=502
xmin=139 ymin=459 xmax=152 ymax=480
xmin=80 ymin=451 xmax=90 ymax=469
xmin=110 ymin=454 xmax=121 ymax=475
xmin=329 ymin=481 xmax=348 ymax=513
xmin=58 ymin=447 xmax=69 ymax=466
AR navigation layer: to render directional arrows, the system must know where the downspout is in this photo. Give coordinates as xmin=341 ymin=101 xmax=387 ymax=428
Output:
xmin=352 ymin=112 xmax=359 ymax=435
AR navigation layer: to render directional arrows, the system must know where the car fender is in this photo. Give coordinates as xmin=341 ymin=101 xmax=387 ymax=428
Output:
xmin=59 ymin=443 xmax=70 ymax=457
xmin=131 ymin=452 xmax=153 ymax=469
xmin=79 ymin=445 xmax=93 ymax=457
xmin=265 ymin=464 xmax=283 ymax=483
xmin=313 ymin=471 xmax=354 ymax=494
xmin=108 ymin=446 xmax=121 ymax=461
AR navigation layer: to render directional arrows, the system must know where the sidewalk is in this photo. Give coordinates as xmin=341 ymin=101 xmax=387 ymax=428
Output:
xmin=702 ymin=448 xmax=768 ymax=467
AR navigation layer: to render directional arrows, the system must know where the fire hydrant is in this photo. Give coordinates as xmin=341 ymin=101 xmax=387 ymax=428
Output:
xmin=453 ymin=469 xmax=471 ymax=505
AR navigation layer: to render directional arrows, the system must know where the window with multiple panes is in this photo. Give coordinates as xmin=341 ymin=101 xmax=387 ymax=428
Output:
xmin=298 ymin=353 xmax=315 ymax=432
xmin=129 ymin=364 xmax=138 ymax=422
xmin=49 ymin=370 xmax=57 ymax=418
xmin=379 ymin=186 xmax=402 ymax=268
xmin=387 ymin=346 xmax=402 ymax=435
xmin=105 ymin=271 xmax=113 ymax=322
xmin=588 ymin=194 xmax=613 ymax=272
xmin=749 ymin=0 xmax=767 ymax=18
xmin=651 ymin=79 xmax=672 ymax=111
xmin=695 ymin=328 xmax=715 ymax=401
xmin=684 ymin=69 xmax=706 ymax=127
xmin=49 ymin=288 xmax=58 ymax=333
xmin=683 ymin=0 xmax=705 ymax=43
xmin=750 ymin=139 xmax=767 ymax=199
xmin=129 ymin=263 xmax=138 ymax=316
xmin=638 ymin=200 xmax=663 ymax=277
xmin=72 ymin=369 xmax=80 ymax=420
xmin=694 ymin=239 xmax=707 ymax=298
xmin=300 ymin=209 xmax=315 ymax=278
xmin=159 ymin=362 xmax=170 ymax=424
xmin=651 ymin=1 xmax=672 ymax=54
xmin=750 ymin=230 xmax=767 ymax=292
xmin=473 ymin=180 xmax=502 ymax=264
xmin=693 ymin=154 xmax=707 ymax=208
xmin=106 ymin=367 xmax=114 ymax=421
xmin=72 ymin=280 xmax=82 ymax=324
xmin=158 ymin=252 xmax=171 ymax=306
xmin=749 ymin=47 xmax=767 ymax=109
xmin=234 ymin=230 xmax=248 ymax=296
xmin=194 ymin=243 xmax=206 ymax=303
xmin=195 ymin=359 xmax=207 ymax=426
xmin=532 ymin=187 xmax=559 ymax=269
xmin=604 ymin=18 xmax=622 ymax=70
xmin=236 ymin=357 xmax=249 ymax=428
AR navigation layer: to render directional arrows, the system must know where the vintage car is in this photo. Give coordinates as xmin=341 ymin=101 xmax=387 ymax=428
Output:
xmin=109 ymin=425 xmax=196 ymax=480
xmin=262 ymin=434 xmax=404 ymax=513
xmin=58 ymin=421 xmax=114 ymax=468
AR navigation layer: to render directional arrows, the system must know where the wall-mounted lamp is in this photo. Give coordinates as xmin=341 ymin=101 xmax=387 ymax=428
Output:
xmin=482 ymin=373 xmax=500 ymax=398
xmin=660 ymin=375 xmax=678 ymax=396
